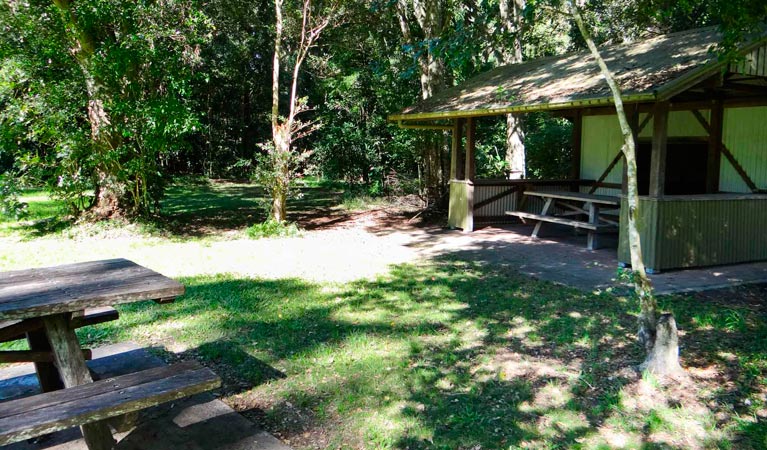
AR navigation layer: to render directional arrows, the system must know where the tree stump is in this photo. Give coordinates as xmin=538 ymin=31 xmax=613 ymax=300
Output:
xmin=640 ymin=313 xmax=683 ymax=376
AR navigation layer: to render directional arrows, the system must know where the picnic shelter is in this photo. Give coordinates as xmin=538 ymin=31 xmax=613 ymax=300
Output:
xmin=390 ymin=26 xmax=767 ymax=273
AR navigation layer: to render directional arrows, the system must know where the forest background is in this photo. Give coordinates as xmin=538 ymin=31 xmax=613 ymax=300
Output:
xmin=1 ymin=0 xmax=764 ymax=220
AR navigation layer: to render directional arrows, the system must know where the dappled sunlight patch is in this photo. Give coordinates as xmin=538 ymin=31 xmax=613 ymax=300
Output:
xmin=595 ymin=376 xmax=726 ymax=449
xmin=491 ymin=349 xmax=582 ymax=382
xmin=535 ymin=409 xmax=589 ymax=439
xmin=585 ymin=426 xmax=642 ymax=449
xmin=519 ymin=380 xmax=574 ymax=411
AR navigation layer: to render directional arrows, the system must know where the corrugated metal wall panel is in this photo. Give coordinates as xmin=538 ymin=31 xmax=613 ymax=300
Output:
xmin=473 ymin=183 xmax=576 ymax=217
xmin=473 ymin=184 xmax=519 ymax=217
xmin=656 ymin=197 xmax=767 ymax=269
xmin=620 ymin=196 xmax=767 ymax=270
xmin=618 ymin=197 xmax=659 ymax=269
xmin=720 ymin=106 xmax=767 ymax=193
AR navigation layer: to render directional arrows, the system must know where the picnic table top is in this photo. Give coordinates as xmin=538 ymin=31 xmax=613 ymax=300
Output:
xmin=0 ymin=259 xmax=184 ymax=320
xmin=523 ymin=190 xmax=621 ymax=206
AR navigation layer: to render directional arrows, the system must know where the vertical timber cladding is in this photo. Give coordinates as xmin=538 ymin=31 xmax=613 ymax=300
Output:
xmin=720 ymin=106 xmax=767 ymax=193
xmin=730 ymin=43 xmax=767 ymax=77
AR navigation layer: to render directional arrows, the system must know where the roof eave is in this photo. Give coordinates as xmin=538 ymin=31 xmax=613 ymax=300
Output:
xmin=656 ymin=36 xmax=767 ymax=101
xmin=388 ymin=93 xmax=658 ymax=124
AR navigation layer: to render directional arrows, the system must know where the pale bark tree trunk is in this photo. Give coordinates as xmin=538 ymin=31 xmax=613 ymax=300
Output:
xmin=271 ymin=0 xmax=288 ymax=222
xmin=52 ymin=0 xmax=125 ymax=219
xmin=499 ymin=0 xmax=526 ymax=179
xmin=396 ymin=0 xmax=448 ymax=202
xmin=569 ymin=2 xmax=681 ymax=376
xmin=268 ymin=0 xmax=333 ymax=222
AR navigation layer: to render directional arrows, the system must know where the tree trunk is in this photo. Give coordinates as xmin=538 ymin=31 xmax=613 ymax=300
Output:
xmin=499 ymin=0 xmax=526 ymax=178
xmin=569 ymin=3 xmax=679 ymax=375
xmin=52 ymin=0 xmax=126 ymax=219
xmin=505 ymin=114 xmax=526 ymax=178
xmin=640 ymin=314 xmax=683 ymax=376
xmin=397 ymin=0 xmax=449 ymax=203
xmin=271 ymin=124 xmax=290 ymax=222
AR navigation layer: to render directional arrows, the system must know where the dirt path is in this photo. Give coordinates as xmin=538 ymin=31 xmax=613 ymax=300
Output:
xmin=0 ymin=209 xmax=430 ymax=282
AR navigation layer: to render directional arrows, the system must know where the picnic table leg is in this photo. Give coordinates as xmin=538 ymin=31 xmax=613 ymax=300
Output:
xmin=26 ymin=329 xmax=64 ymax=392
xmin=43 ymin=314 xmax=116 ymax=450
xmin=587 ymin=203 xmax=600 ymax=250
xmin=531 ymin=198 xmax=553 ymax=239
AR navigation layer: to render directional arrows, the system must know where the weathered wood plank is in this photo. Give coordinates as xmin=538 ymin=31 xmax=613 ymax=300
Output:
xmin=0 ymin=307 xmax=118 ymax=343
xmin=506 ymin=211 xmax=612 ymax=231
xmin=523 ymin=190 xmax=620 ymax=206
xmin=531 ymin=198 xmax=555 ymax=238
xmin=0 ymin=349 xmax=91 ymax=363
xmin=0 ymin=362 xmax=220 ymax=445
xmin=0 ymin=259 xmax=183 ymax=320
xmin=0 ymin=361 xmax=203 ymax=419
xmin=43 ymin=314 xmax=116 ymax=450
xmin=26 ymin=329 xmax=63 ymax=392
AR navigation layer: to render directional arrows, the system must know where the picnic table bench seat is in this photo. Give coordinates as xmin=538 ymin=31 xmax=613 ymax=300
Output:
xmin=0 ymin=361 xmax=220 ymax=446
xmin=505 ymin=211 xmax=607 ymax=231
xmin=506 ymin=190 xmax=620 ymax=250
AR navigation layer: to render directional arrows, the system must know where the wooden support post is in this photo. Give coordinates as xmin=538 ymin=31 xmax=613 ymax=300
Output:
xmin=707 ymin=100 xmax=723 ymax=193
xmin=649 ymin=101 xmax=669 ymax=198
xmin=570 ymin=112 xmax=582 ymax=188
xmin=531 ymin=198 xmax=554 ymax=238
xmin=26 ymin=330 xmax=64 ymax=392
xmin=451 ymin=118 xmax=465 ymax=180
xmin=587 ymin=203 xmax=601 ymax=250
xmin=43 ymin=314 xmax=116 ymax=450
xmin=464 ymin=117 xmax=476 ymax=182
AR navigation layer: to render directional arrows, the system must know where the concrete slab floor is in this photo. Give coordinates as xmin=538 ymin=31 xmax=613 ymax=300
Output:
xmin=413 ymin=223 xmax=767 ymax=295
xmin=0 ymin=343 xmax=291 ymax=450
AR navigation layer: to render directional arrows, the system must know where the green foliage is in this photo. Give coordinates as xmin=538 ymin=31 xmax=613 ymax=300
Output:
xmin=0 ymin=0 xmax=212 ymax=216
xmin=0 ymin=172 xmax=27 ymax=219
xmin=524 ymin=113 xmax=573 ymax=180
xmin=246 ymin=219 xmax=302 ymax=239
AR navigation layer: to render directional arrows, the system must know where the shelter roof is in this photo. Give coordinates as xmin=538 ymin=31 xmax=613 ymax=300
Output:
xmin=391 ymin=27 xmax=765 ymax=122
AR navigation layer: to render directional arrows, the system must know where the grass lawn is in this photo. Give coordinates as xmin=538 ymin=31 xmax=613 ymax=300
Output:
xmin=1 ymin=180 xmax=766 ymax=449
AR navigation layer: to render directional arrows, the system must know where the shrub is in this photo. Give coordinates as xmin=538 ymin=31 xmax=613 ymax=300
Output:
xmin=246 ymin=219 xmax=302 ymax=239
xmin=0 ymin=173 xmax=28 ymax=220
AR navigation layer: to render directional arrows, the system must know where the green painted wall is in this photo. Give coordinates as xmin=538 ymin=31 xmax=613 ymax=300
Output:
xmin=721 ymin=106 xmax=767 ymax=193
xmin=580 ymin=111 xmax=709 ymax=194
xmin=448 ymin=181 xmax=473 ymax=231
xmin=580 ymin=115 xmax=625 ymax=189
xmin=636 ymin=110 xmax=709 ymax=138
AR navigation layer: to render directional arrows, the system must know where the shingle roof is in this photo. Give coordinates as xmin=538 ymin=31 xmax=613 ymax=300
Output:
xmin=391 ymin=27 xmax=732 ymax=121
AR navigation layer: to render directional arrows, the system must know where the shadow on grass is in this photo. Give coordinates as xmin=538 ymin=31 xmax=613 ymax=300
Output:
xmin=156 ymin=181 xmax=371 ymax=237
xmin=79 ymin=260 xmax=735 ymax=448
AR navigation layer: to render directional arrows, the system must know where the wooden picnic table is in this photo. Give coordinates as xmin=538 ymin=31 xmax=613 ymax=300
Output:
xmin=0 ymin=258 xmax=185 ymax=449
xmin=506 ymin=190 xmax=620 ymax=250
